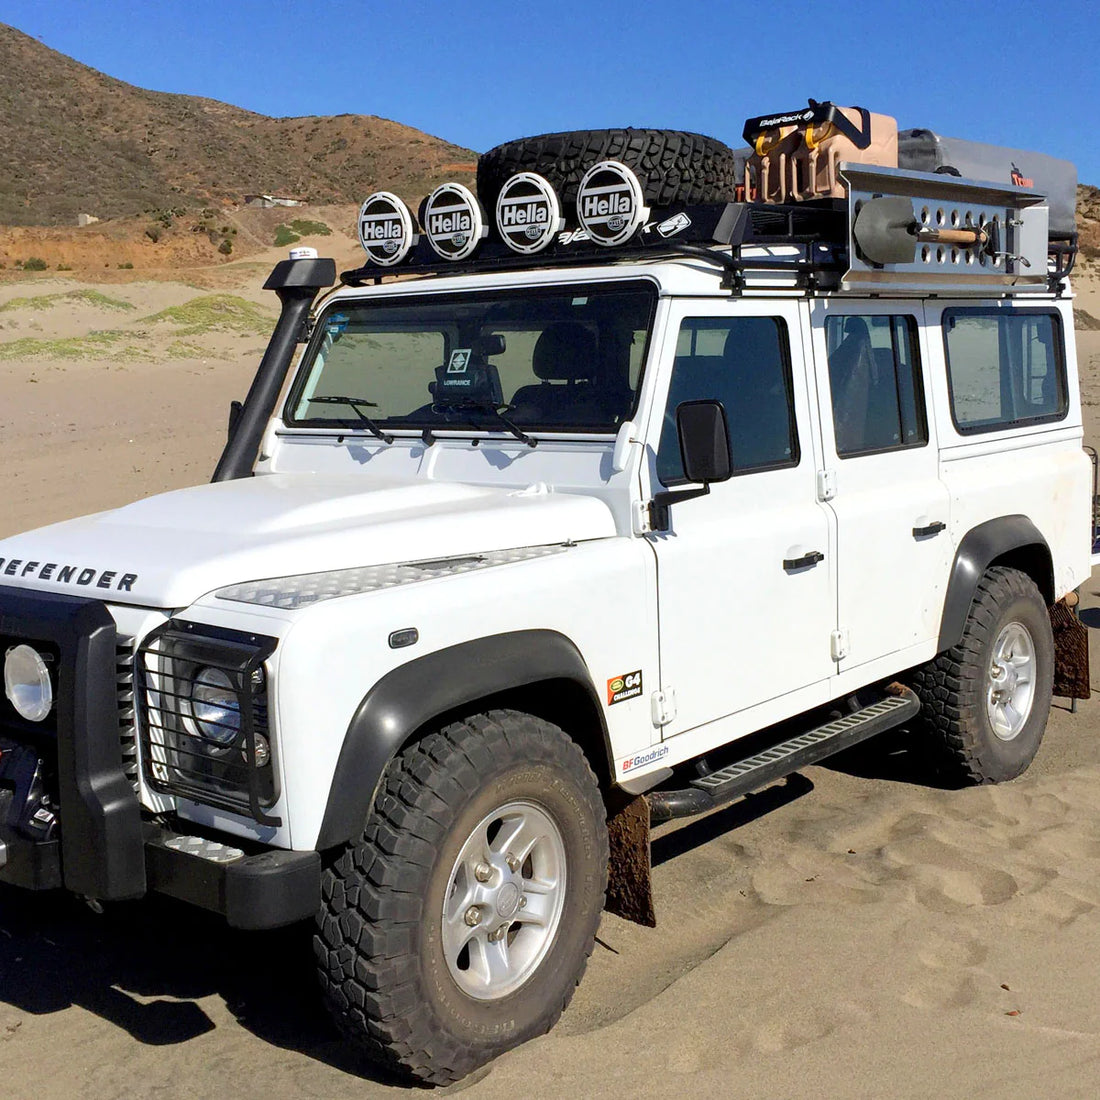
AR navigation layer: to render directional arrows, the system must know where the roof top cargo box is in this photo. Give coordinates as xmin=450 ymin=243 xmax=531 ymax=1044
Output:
xmin=897 ymin=129 xmax=1077 ymax=239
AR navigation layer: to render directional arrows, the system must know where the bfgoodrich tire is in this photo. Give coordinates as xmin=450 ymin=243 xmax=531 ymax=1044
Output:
xmin=909 ymin=566 xmax=1054 ymax=784
xmin=477 ymin=128 xmax=740 ymax=213
xmin=314 ymin=710 xmax=608 ymax=1085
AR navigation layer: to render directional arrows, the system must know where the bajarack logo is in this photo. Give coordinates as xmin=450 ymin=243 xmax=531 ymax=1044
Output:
xmin=357 ymin=192 xmax=417 ymax=267
xmin=621 ymin=744 xmax=669 ymax=773
xmin=0 ymin=556 xmax=138 ymax=592
xmin=755 ymin=109 xmax=815 ymax=129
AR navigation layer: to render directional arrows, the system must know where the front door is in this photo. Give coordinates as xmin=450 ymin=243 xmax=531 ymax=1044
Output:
xmin=646 ymin=300 xmax=836 ymax=741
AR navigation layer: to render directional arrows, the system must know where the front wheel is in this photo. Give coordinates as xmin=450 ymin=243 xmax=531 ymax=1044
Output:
xmin=314 ymin=710 xmax=608 ymax=1085
xmin=909 ymin=566 xmax=1054 ymax=783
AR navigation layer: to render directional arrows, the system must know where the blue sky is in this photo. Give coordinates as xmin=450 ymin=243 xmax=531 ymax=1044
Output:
xmin=4 ymin=0 xmax=1100 ymax=183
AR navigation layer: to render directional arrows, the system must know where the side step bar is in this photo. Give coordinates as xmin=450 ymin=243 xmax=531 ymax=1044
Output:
xmin=647 ymin=684 xmax=920 ymax=824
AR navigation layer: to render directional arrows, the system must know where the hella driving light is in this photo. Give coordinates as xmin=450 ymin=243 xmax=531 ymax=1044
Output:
xmin=4 ymin=644 xmax=53 ymax=722
xmin=189 ymin=666 xmax=241 ymax=747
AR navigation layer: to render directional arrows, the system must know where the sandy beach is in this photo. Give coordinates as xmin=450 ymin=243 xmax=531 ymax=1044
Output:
xmin=3 ymin=267 xmax=1100 ymax=1099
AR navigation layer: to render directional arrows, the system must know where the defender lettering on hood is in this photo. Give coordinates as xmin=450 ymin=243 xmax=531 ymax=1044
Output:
xmin=0 ymin=557 xmax=137 ymax=591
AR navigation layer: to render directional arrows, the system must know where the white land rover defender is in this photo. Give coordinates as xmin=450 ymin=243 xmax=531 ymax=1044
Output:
xmin=0 ymin=104 xmax=1093 ymax=1084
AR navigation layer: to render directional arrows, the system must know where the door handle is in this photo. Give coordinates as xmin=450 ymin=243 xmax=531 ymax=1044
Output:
xmin=783 ymin=550 xmax=825 ymax=571
xmin=912 ymin=521 xmax=946 ymax=538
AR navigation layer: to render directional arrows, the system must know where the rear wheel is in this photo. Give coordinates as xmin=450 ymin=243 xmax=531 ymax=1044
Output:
xmin=909 ymin=566 xmax=1053 ymax=783
xmin=314 ymin=710 xmax=608 ymax=1085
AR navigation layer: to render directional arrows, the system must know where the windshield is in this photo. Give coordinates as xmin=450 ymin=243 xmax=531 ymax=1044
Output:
xmin=286 ymin=280 xmax=656 ymax=435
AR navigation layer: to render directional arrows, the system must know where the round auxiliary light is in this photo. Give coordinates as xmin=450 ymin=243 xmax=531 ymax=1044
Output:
xmin=4 ymin=644 xmax=53 ymax=722
xmin=190 ymin=667 xmax=241 ymax=748
xmin=422 ymin=182 xmax=487 ymax=261
xmin=357 ymin=191 xmax=418 ymax=266
xmin=495 ymin=172 xmax=564 ymax=254
xmin=575 ymin=160 xmax=649 ymax=247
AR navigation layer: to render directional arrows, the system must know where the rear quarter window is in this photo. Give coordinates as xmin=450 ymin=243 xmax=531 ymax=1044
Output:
xmin=943 ymin=310 xmax=1067 ymax=434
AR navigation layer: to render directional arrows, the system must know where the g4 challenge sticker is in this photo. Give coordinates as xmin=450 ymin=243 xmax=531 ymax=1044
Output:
xmin=607 ymin=669 xmax=643 ymax=705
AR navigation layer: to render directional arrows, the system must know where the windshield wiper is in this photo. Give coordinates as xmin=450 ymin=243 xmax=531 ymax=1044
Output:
xmin=441 ymin=401 xmax=538 ymax=448
xmin=309 ymin=395 xmax=394 ymax=444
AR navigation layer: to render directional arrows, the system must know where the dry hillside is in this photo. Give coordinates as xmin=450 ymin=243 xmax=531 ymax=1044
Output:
xmin=0 ymin=22 xmax=476 ymax=226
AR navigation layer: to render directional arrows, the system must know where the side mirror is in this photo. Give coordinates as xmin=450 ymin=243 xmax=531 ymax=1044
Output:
xmin=649 ymin=400 xmax=732 ymax=532
xmin=677 ymin=400 xmax=732 ymax=483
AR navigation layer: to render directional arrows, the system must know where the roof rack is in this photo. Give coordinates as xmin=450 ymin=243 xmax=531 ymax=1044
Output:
xmin=340 ymin=164 xmax=1074 ymax=298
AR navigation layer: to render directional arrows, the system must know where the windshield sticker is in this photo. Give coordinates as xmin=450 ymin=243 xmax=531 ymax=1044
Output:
xmin=607 ymin=669 xmax=643 ymax=706
xmin=447 ymin=348 xmax=472 ymax=373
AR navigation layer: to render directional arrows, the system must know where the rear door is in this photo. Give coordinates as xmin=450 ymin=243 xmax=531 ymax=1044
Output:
xmin=808 ymin=301 xmax=952 ymax=672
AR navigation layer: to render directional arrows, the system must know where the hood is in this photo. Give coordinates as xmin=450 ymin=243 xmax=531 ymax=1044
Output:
xmin=0 ymin=473 xmax=616 ymax=609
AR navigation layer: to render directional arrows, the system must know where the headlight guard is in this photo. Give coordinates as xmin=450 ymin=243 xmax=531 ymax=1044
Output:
xmin=135 ymin=621 xmax=279 ymax=825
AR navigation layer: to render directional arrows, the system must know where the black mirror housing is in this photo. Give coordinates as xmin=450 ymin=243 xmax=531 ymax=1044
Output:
xmin=677 ymin=400 xmax=732 ymax=483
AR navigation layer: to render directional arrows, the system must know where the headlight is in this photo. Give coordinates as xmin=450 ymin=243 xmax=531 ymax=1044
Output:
xmin=189 ymin=666 xmax=241 ymax=747
xmin=4 ymin=644 xmax=53 ymax=722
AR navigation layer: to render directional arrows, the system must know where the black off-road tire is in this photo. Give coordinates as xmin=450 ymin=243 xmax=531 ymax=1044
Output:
xmin=477 ymin=128 xmax=740 ymax=213
xmin=313 ymin=709 xmax=608 ymax=1086
xmin=908 ymin=566 xmax=1054 ymax=784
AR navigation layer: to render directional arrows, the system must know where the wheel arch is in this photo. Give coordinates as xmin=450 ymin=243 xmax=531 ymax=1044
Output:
xmin=314 ymin=630 xmax=611 ymax=850
xmin=937 ymin=515 xmax=1054 ymax=652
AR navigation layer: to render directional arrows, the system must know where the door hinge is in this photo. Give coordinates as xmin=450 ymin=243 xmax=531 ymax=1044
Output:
xmin=651 ymin=688 xmax=677 ymax=727
xmin=830 ymin=628 xmax=850 ymax=662
xmin=817 ymin=469 xmax=837 ymax=502
xmin=632 ymin=500 xmax=653 ymax=535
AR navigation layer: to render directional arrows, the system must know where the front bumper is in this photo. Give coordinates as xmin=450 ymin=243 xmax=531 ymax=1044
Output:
xmin=0 ymin=584 xmax=317 ymax=930
xmin=0 ymin=820 xmax=320 ymax=930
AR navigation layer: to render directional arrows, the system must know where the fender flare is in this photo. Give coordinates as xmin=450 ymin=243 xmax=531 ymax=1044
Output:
xmin=937 ymin=515 xmax=1053 ymax=652
xmin=315 ymin=629 xmax=608 ymax=850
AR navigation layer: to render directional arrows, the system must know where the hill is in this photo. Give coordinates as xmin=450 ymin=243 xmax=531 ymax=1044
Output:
xmin=0 ymin=22 xmax=476 ymax=226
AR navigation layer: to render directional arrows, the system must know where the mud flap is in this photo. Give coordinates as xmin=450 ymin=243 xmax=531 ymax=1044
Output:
xmin=604 ymin=793 xmax=656 ymax=927
xmin=1051 ymin=599 xmax=1090 ymax=700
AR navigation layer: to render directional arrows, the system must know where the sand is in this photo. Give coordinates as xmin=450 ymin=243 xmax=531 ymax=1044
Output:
xmin=3 ymin=272 xmax=1100 ymax=1099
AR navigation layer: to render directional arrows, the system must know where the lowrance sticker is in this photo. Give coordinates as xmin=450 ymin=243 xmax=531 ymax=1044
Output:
xmin=607 ymin=669 xmax=643 ymax=706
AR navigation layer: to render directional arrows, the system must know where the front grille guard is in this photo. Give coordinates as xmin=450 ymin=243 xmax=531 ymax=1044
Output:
xmin=135 ymin=622 xmax=280 ymax=826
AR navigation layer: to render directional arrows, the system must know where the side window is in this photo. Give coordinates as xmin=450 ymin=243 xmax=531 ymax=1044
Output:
xmin=825 ymin=315 xmax=927 ymax=457
xmin=656 ymin=316 xmax=798 ymax=485
xmin=943 ymin=310 xmax=1067 ymax=433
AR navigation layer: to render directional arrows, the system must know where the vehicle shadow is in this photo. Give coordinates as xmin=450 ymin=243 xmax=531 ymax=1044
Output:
xmin=819 ymin=725 xmax=963 ymax=788
xmin=0 ymin=887 xmax=410 ymax=1088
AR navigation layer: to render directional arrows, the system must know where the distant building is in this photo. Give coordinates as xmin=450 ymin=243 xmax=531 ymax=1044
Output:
xmin=245 ymin=194 xmax=306 ymax=208
xmin=77 ymin=213 xmax=100 ymax=226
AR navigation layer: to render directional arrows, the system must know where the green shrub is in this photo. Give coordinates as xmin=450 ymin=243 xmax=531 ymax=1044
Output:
xmin=218 ymin=239 xmax=233 ymax=255
xmin=56 ymin=263 xmax=72 ymax=271
xmin=23 ymin=257 xmax=48 ymax=271
xmin=118 ymin=262 xmax=134 ymax=269
xmin=289 ymin=218 xmax=331 ymax=237
xmin=145 ymin=225 xmax=161 ymax=242
xmin=274 ymin=224 xmax=300 ymax=247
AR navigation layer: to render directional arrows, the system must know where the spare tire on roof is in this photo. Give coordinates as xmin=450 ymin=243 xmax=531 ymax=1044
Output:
xmin=477 ymin=128 xmax=740 ymax=213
